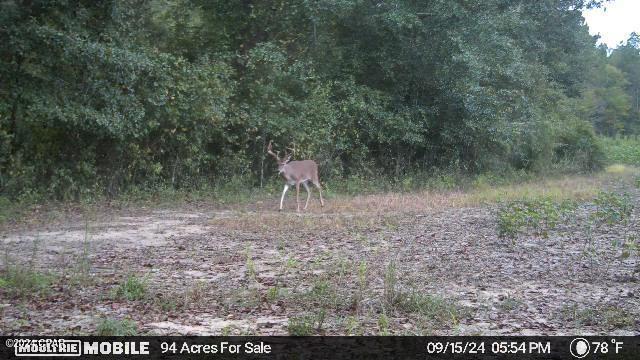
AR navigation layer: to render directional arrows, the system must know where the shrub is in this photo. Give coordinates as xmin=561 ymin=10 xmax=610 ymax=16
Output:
xmin=497 ymin=198 xmax=576 ymax=239
xmin=554 ymin=120 xmax=605 ymax=171
xmin=592 ymin=191 xmax=634 ymax=225
xmin=600 ymin=136 xmax=640 ymax=165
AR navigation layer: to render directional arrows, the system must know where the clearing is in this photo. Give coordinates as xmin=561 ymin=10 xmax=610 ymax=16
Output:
xmin=1 ymin=167 xmax=639 ymax=335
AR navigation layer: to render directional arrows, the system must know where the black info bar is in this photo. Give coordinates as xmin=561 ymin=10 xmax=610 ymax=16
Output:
xmin=1 ymin=336 xmax=638 ymax=359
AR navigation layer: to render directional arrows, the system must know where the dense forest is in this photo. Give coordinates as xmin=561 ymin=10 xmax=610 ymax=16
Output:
xmin=1 ymin=0 xmax=640 ymax=200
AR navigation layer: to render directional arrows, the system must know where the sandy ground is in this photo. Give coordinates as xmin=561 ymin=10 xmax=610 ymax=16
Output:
xmin=1 ymin=185 xmax=639 ymax=335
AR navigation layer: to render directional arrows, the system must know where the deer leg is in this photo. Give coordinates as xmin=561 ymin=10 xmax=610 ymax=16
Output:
xmin=295 ymin=182 xmax=301 ymax=212
xmin=314 ymin=180 xmax=324 ymax=207
xmin=279 ymin=184 xmax=289 ymax=211
xmin=303 ymin=182 xmax=311 ymax=210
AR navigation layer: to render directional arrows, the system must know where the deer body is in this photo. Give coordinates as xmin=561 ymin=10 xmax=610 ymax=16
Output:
xmin=268 ymin=142 xmax=324 ymax=212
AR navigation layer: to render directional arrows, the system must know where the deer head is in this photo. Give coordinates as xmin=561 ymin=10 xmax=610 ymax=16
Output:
xmin=267 ymin=140 xmax=291 ymax=174
xmin=267 ymin=140 xmax=324 ymax=212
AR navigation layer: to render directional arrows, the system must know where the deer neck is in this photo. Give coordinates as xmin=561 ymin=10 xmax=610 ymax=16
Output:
xmin=280 ymin=163 xmax=297 ymax=184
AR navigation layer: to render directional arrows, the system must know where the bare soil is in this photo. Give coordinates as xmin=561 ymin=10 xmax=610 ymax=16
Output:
xmin=1 ymin=180 xmax=639 ymax=335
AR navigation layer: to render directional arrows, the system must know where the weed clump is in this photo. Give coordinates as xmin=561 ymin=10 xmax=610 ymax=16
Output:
xmin=95 ymin=317 xmax=138 ymax=335
xmin=0 ymin=265 xmax=53 ymax=298
xmin=287 ymin=315 xmax=316 ymax=336
xmin=111 ymin=275 xmax=147 ymax=301
xmin=497 ymin=198 xmax=576 ymax=239
xmin=592 ymin=191 xmax=634 ymax=225
xmin=559 ymin=304 xmax=634 ymax=330
xmin=394 ymin=291 xmax=460 ymax=326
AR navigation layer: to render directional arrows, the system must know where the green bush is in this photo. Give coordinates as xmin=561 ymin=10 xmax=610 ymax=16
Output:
xmin=0 ymin=196 xmax=13 ymax=223
xmin=599 ymin=136 xmax=640 ymax=165
xmin=592 ymin=191 xmax=634 ymax=225
xmin=497 ymin=199 xmax=576 ymax=239
xmin=554 ymin=120 xmax=605 ymax=172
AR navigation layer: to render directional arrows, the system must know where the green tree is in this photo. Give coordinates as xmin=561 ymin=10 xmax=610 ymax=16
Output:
xmin=608 ymin=33 xmax=640 ymax=134
xmin=0 ymin=0 xmax=611 ymax=200
xmin=582 ymin=64 xmax=632 ymax=136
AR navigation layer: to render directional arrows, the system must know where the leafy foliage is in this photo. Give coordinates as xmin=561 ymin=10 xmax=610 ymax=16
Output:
xmin=592 ymin=191 xmax=634 ymax=225
xmin=600 ymin=136 xmax=640 ymax=165
xmin=497 ymin=199 xmax=576 ymax=239
xmin=0 ymin=0 xmax=626 ymax=200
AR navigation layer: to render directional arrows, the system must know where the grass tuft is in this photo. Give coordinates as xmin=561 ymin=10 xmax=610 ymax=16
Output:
xmin=395 ymin=291 xmax=461 ymax=327
xmin=287 ymin=315 xmax=316 ymax=336
xmin=111 ymin=275 xmax=147 ymax=301
xmin=0 ymin=265 xmax=54 ymax=299
xmin=560 ymin=304 xmax=634 ymax=329
xmin=95 ymin=317 xmax=138 ymax=335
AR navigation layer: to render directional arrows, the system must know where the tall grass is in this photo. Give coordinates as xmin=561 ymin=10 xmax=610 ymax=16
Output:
xmin=2 ymin=141 xmax=638 ymax=227
xmin=600 ymin=136 xmax=640 ymax=165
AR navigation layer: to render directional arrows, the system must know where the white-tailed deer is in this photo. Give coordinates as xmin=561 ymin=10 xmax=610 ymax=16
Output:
xmin=267 ymin=141 xmax=324 ymax=212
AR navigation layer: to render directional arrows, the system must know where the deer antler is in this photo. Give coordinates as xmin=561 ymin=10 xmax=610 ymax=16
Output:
xmin=284 ymin=144 xmax=295 ymax=163
xmin=267 ymin=140 xmax=280 ymax=160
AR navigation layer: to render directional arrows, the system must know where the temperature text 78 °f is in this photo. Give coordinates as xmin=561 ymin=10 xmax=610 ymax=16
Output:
xmin=592 ymin=339 xmax=623 ymax=354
